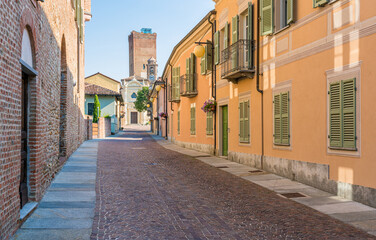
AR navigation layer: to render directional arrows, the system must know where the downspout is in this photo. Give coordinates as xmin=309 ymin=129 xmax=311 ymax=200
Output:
xmin=257 ymin=0 xmax=264 ymax=169
xmin=208 ymin=11 xmax=217 ymax=156
xmin=165 ymin=77 xmax=168 ymax=139
xmin=168 ymin=63 xmax=173 ymax=141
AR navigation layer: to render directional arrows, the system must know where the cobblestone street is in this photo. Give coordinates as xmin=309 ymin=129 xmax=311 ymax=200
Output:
xmin=90 ymin=130 xmax=375 ymax=240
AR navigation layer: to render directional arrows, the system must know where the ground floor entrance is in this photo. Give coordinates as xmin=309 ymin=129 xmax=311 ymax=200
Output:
xmin=20 ymin=73 xmax=29 ymax=208
xmin=131 ymin=112 xmax=138 ymax=124
xmin=221 ymin=105 xmax=228 ymax=156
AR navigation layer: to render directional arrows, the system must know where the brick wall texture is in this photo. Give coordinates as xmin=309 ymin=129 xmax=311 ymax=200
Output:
xmin=0 ymin=0 xmax=89 ymax=238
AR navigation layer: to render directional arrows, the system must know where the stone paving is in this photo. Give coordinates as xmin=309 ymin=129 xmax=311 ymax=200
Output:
xmin=91 ymin=131 xmax=375 ymax=240
xmin=12 ymin=140 xmax=99 ymax=240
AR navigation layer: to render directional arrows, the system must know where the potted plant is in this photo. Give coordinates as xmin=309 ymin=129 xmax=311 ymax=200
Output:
xmin=159 ymin=112 xmax=168 ymax=118
xmin=201 ymin=99 xmax=217 ymax=113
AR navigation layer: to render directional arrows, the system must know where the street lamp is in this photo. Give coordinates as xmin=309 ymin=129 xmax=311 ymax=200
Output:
xmin=147 ymin=104 xmax=150 ymax=108
xmin=155 ymin=85 xmax=162 ymax=92
xmin=194 ymin=44 xmax=205 ymax=58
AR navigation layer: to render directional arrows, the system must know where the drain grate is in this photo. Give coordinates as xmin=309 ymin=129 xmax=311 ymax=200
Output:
xmin=279 ymin=192 xmax=308 ymax=199
xmin=249 ymin=170 xmax=264 ymax=173
xmin=216 ymin=166 xmax=229 ymax=169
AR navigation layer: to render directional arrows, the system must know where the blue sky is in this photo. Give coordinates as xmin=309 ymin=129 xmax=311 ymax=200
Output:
xmin=85 ymin=0 xmax=215 ymax=81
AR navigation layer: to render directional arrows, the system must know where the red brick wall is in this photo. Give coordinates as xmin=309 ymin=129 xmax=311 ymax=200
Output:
xmin=0 ymin=0 xmax=88 ymax=238
xmin=98 ymin=117 xmax=111 ymax=139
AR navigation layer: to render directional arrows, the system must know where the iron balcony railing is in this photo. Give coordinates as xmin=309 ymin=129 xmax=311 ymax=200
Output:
xmin=180 ymin=73 xmax=198 ymax=98
xmin=220 ymin=39 xmax=255 ymax=80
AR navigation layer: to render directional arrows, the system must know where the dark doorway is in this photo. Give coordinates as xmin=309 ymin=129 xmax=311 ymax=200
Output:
xmin=20 ymin=73 xmax=29 ymax=208
xmin=131 ymin=112 xmax=138 ymax=124
xmin=222 ymin=105 xmax=228 ymax=156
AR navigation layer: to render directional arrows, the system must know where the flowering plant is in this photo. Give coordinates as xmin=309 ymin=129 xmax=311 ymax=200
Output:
xmin=159 ymin=112 xmax=168 ymax=118
xmin=201 ymin=99 xmax=217 ymax=113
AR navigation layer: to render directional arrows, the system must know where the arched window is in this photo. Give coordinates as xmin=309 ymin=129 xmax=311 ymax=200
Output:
xmin=20 ymin=28 xmax=37 ymax=75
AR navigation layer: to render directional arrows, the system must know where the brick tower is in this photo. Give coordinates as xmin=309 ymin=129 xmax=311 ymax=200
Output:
xmin=128 ymin=28 xmax=157 ymax=78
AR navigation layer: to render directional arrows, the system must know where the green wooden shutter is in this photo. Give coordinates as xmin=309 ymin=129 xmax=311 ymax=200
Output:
xmin=329 ymin=82 xmax=342 ymax=147
xmin=190 ymin=107 xmax=196 ymax=135
xmin=190 ymin=53 xmax=196 ymax=92
xmin=274 ymin=94 xmax=281 ymax=144
xmin=342 ymin=78 xmax=356 ymax=149
xmin=201 ymin=46 xmax=206 ymax=75
xmin=261 ymin=0 xmax=273 ymax=35
xmin=239 ymin=102 xmax=244 ymax=142
xmin=178 ymin=111 xmax=180 ymax=134
xmin=244 ymin=100 xmax=250 ymax=143
xmin=248 ymin=3 xmax=254 ymax=68
xmin=232 ymin=15 xmax=239 ymax=44
xmin=206 ymin=44 xmax=212 ymax=73
xmin=287 ymin=0 xmax=294 ymax=24
xmin=224 ymin=22 xmax=229 ymax=49
xmin=172 ymin=68 xmax=176 ymax=100
xmin=207 ymin=112 xmax=213 ymax=135
xmin=281 ymin=92 xmax=290 ymax=145
xmin=186 ymin=58 xmax=190 ymax=92
xmin=313 ymin=0 xmax=328 ymax=8
xmin=214 ymin=31 xmax=220 ymax=65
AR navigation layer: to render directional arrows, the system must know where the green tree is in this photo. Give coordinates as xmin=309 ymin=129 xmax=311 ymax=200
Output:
xmin=93 ymin=94 xmax=101 ymax=123
xmin=134 ymin=87 xmax=150 ymax=112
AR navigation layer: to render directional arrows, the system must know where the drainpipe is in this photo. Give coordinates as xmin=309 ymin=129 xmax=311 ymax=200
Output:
xmin=164 ymin=77 xmax=168 ymax=140
xmin=257 ymin=0 xmax=264 ymax=169
xmin=208 ymin=11 xmax=217 ymax=156
xmin=168 ymin=63 xmax=173 ymax=140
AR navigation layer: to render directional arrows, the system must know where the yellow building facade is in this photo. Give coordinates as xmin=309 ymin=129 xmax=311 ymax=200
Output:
xmin=163 ymin=0 xmax=376 ymax=208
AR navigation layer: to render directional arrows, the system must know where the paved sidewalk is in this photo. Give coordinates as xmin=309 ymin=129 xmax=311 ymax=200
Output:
xmin=151 ymin=135 xmax=376 ymax=237
xmin=12 ymin=140 xmax=99 ymax=240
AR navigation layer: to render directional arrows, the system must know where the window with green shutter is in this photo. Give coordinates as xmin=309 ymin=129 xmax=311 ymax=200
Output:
xmin=232 ymin=15 xmax=239 ymax=44
xmin=172 ymin=67 xmax=180 ymax=100
xmin=313 ymin=0 xmax=328 ymax=8
xmin=201 ymin=46 xmax=206 ymax=75
xmin=190 ymin=107 xmax=196 ymax=135
xmin=214 ymin=31 xmax=220 ymax=65
xmin=224 ymin=22 xmax=229 ymax=49
xmin=329 ymin=78 xmax=356 ymax=150
xmin=261 ymin=0 xmax=273 ymax=35
xmin=239 ymin=100 xmax=250 ymax=143
xmin=274 ymin=92 xmax=290 ymax=145
xmin=201 ymin=44 xmax=213 ymax=75
xmin=178 ymin=111 xmax=180 ymax=135
xmin=206 ymin=112 xmax=213 ymax=135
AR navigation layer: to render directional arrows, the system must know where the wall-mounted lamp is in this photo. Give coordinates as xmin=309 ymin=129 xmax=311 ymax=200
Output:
xmin=155 ymin=85 xmax=162 ymax=92
xmin=194 ymin=44 xmax=205 ymax=58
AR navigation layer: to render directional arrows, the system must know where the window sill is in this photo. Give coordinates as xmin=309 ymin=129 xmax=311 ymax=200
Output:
xmin=274 ymin=24 xmax=291 ymax=36
xmin=329 ymin=147 xmax=357 ymax=152
xmin=274 ymin=143 xmax=290 ymax=147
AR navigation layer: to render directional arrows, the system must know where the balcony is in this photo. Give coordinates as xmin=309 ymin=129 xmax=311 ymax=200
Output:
xmin=180 ymin=74 xmax=198 ymax=98
xmin=221 ymin=39 xmax=255 ymax=82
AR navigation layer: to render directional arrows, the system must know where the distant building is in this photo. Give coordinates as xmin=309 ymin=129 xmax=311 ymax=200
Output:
xmin=128 ymin=28 xmax=157 ymax=78
xmin=85 ymin=73 xmax=124 ymax=133
xmin=121 ymin=76 xmax=151 ymax=125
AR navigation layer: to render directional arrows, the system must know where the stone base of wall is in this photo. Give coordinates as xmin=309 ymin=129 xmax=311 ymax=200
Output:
xmin=172 ymin=139 xmax=215 ymax=155
xmin=228 ymin=151 xmax=376 ymax=208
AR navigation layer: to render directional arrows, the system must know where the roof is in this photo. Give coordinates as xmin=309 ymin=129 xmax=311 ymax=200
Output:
xmin=122 ymin=75 xmax=149 ymax=82
xmin=85 ymin=83 xmax=121 ymax=97
xmin=162 ymin=10 xmax=216 ymax=79
xmin=85 ymin=72 xmax=120 ymax=84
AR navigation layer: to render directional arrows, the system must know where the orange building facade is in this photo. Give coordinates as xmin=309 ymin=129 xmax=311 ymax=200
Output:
xmin=161 ymin=0 xmax=376 ymax=208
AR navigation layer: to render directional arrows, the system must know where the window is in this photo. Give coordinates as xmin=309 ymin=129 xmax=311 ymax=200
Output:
xmin=201 ymin=44 xmax=212 ymax=75
xmin=87 ymin=103 xmax=94 ymax=116
xmin=172 ymin=67 xmax=180 ymax=100
xmin=329 ymin=78 xmax=356 ymax=150
xmin=274 ymin=92 xmax=290 ymax=145
xmin=214 ymin=31 xmax=220 ymax=65
xmin=261 ymin=0 xmax=294 ymax=35
xmin=131 ymin=92 xmax=137 ymax=99
xmin=190 ymin=106 xmax=196 ymax=135
xmin=239 ymin=100 xmax=250 ymax=143
xmin=206 ymin=112 xmax=213 ymax=135
xmin=178 ymin=111 xmax=180 ymax=135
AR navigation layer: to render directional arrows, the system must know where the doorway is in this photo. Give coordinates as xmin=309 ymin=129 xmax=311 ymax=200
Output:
xmin=221 ymin=105 xmax=228 ymax=156
xmin=20 ymin=73 xmax=29 ymax=208
xmin=131 ymin=112 xmax=138 ymax=124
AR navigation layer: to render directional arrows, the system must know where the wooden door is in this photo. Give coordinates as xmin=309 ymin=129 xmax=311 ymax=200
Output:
xmin=222 ymin=106 xmax=228 ymax=156
xmin=131 ymin=112 xmax=138 ymax=124
xmin=20 ymin=73 xmax=29 ymax=208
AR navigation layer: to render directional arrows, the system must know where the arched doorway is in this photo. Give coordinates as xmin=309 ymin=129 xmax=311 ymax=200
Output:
xmin=19 ymin=28 xmax=37 ymax=208
xmin=59 ymin=36 xmax=68 ymax=162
